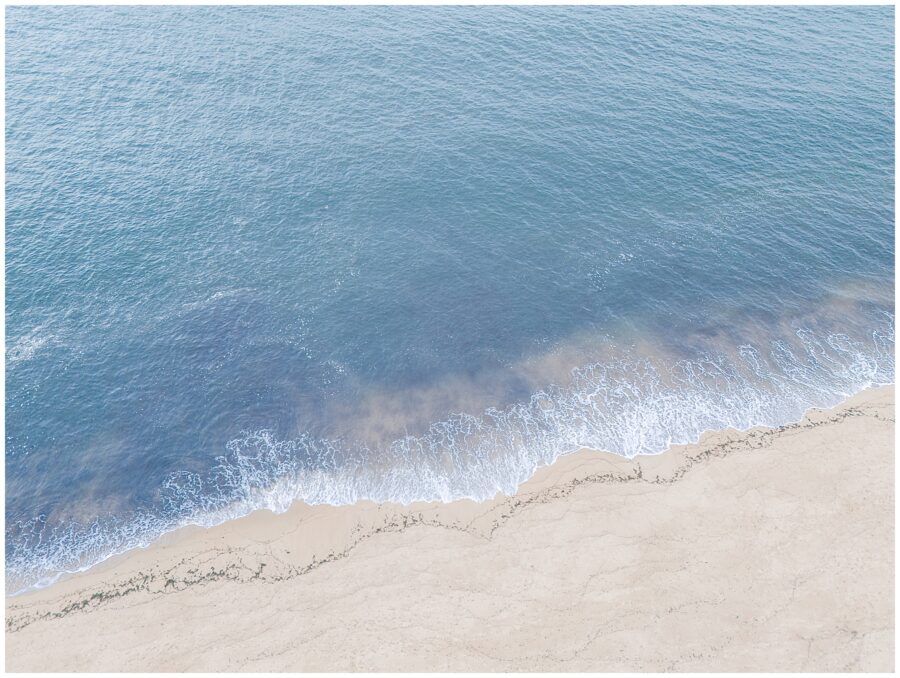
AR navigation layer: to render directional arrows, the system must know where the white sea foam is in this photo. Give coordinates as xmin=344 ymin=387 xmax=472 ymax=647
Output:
xmin=6 ymin=317 xmax=895 ymax=596
xmin=7 ymin=327 xmax=53 ymax=366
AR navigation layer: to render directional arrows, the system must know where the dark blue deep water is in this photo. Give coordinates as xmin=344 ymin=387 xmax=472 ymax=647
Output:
xmin=6 ymin=6 xmax=894 ymax=593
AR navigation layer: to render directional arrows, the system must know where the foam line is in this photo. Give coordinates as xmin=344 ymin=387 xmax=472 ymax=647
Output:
xmin=6 ymin=318 xmax=894 ymax=595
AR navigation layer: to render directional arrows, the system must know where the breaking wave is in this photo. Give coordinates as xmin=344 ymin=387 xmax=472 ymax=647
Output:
xmin=7 ymin=313 xmax=894 ymax=595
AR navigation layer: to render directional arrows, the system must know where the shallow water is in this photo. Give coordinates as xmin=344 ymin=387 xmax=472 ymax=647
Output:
xmin=6 ymin=6 xmax=894 ymax=593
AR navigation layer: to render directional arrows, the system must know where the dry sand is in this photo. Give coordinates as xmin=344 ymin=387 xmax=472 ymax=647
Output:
xmin=5 ymin=386 xmax=894 ymax=672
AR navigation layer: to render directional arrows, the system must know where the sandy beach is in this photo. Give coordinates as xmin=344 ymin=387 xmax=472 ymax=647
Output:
xmin=5 ymin=385 xmax=894 ymax=672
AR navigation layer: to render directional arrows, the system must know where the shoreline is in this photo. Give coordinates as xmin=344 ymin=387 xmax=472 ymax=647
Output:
xmin=6 ymin=385 xmax=894 ymax=671
xmin=8 ymin=382 xmax=892 ymax=599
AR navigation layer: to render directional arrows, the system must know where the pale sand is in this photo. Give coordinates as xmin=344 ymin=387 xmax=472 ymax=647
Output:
xmin=5 ymin=386 xmax=894 ymax=672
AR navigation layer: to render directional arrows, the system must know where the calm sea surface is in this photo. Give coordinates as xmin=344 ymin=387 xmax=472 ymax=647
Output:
xmin=6 ymin=6 xmax=894 ymax=592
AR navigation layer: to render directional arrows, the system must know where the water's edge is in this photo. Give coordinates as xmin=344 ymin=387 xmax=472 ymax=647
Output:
xmin=9 ymin=380 xmax=892 ymax=599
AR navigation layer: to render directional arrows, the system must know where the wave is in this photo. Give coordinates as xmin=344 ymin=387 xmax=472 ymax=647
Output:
xmin=7 ymin=326 xmax=54 ymax=366
xmin=6 ymin=313 xmax=894 ymax=595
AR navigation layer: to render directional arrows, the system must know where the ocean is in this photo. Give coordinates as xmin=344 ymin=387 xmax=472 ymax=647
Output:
xmin=6 ymin=6 xmax=894 ymax=594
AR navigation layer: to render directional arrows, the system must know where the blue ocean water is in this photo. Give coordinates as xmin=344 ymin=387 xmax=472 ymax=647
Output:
xmin=6 ymin=6 xmax=894 ymax=594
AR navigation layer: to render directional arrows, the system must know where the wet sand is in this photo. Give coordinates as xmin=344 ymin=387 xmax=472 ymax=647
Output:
xmin=5 ymin=386 xmax=894 ymax=672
